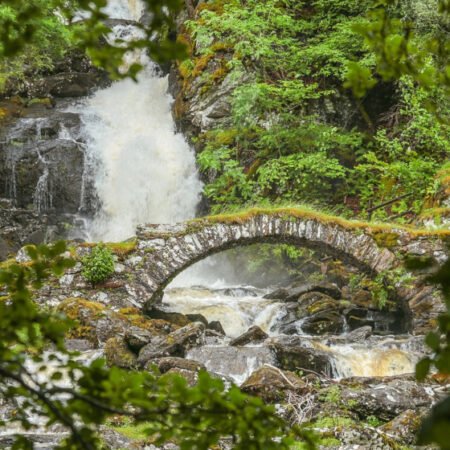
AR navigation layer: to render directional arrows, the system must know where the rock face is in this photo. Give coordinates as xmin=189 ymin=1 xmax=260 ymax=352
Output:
xmin=0 ymin=200 xmax=49 ymax=259
xmin=1 ymin=49 xmax=110 ymax=99
xmin=0 ymin=100 xmax=88 ymax=215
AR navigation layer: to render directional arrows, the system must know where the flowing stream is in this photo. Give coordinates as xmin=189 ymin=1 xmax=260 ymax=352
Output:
xmin=163 ymin=283 xmax=421 ymax=384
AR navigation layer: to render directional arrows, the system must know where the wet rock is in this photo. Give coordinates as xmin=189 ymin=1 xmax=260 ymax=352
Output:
xmin=148 ymin=357 xmax=206 ymax=374
xmin=240 ymin=366 xmax=307 ymax=402
xmin=277 ymin=303 xmax=300 ymax=335
xmin=187 ymin=346 xmax=276 ymax=385
xmin=333 ymin=326 xmax=373 ymax=344
xmin=344 ymin=307 xmax=405 ymax=334
xmin=138 ymin=322 xmax=205 ymax=365
xmin=297 ymin=292 xmax=345 ymax=335
xmin=186 ymin=313 xmax=209 ymax=326
xmin=125 ymin=326 xmax=153 ymax=352
xmin=379 ymin=409 xmax=425 ymax=445
xmin=105 ymin=337 xmax=138 ymax=369
xmin=64 ymin=338 xmax=95 ymax=352
xmin=215 ymin=287 xmax=259 ymax=297
xmin=269 ymin=338 xmax=335 ymax=377
xmin=265 ymin=282 xmax=341 ymax=301
xmin=301 ymin=310 xmax=345 ymax=335
xmin=230 ymin=325 xmax=268 ymax=346
xmin=207 ymin=320 xmax=225 ymax=335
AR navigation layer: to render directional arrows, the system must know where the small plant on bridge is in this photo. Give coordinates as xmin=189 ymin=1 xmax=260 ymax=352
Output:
xmin=82 ymin=244 xmax=115 ymax=285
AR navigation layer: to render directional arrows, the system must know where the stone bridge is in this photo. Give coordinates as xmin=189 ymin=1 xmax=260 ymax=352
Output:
xmin=128 ymin=209 xmax=447 ymax=334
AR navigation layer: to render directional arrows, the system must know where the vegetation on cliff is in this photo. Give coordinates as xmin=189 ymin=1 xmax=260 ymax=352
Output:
xmin=178 ymin=0 xmax=448 ymax=222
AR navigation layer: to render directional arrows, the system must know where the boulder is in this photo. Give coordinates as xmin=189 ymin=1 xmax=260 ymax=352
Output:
xmin=240 ymin=366 xmax=307 ymax=403
xmin=297 ymin=291 xmax=345 ymax=335
xmin=207 ymin=320 xmax=225 ymax=335
xmin=125 ymin=326 xmax=153 ymax=352
xmin=146 ymin=307 xmax=195 ymax=327
xmin=186 ymin=313 xmax=209 ymax=326
xmin=230 ymin=326 xmax=268 ymax=346
xmin=300 ymin=310 xmax=345 ymax=335
xmin=265 ymin=282 xmax=341 ymax=302
xmin=148 ymin=357 xmax=206 ymax=374
xmin=138 ymin=322 xmax=205 ymax=365
xmin=58 ymin=298 xmax=166 ymax=346
xmin=337 ymin=379 xmax=437 ymax=421
xmin=269 ymin=339 xmax=335 ymax=377
xmin=64 ymin=339 xmax=95 ymax=352
xmin=105 ymin=337 xmax=137 ymax=369
xmin=379 ymin=409 xmax=425 ymax=445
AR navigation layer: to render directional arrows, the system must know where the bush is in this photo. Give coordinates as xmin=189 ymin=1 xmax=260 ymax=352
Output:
xmin=82 ymin=245 xmax=115 ymax=285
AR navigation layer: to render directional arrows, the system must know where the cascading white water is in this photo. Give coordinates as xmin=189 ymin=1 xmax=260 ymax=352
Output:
xmin=78 ymin=0 xmax=203 ymax=242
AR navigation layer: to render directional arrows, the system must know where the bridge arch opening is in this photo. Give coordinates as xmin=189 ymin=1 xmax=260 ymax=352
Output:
xmin=148 ymin=242 xmax=411 ymax=337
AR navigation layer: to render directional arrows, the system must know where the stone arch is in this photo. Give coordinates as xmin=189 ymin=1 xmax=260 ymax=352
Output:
xmin=130 ymin=211 xmax=446 ymax=335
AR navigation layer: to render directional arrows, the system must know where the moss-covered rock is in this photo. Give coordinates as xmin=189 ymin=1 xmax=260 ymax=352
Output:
xmin=297 ymin=292 xmax=345 ymax=335
xmin=240 ymin=366 xmax=307 ymax=403
xmin=105 ymin=337 xmax=137 ymax=369
xmin=58 ymin=298 xmax=171 ymax=346
xmin=147 ymin=356 xmax=206 ymax=374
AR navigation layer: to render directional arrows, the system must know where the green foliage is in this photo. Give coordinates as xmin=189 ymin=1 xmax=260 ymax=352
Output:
xmin=81 ymin=244 xmax=115 ymax=285
xmin=0 ymin=243 xmax=317 ymax=449
xmin=0 ymin=0 xmax=187 ymax=83
xmin=403 ymin=252 xmax=450 ymax=449
xmin=365 ymin=415 xmax=384 ymax=427
xmin=0 ymin=0 xmax=76 ymax=90
xmin=345 ymin=0 xmax=449 ymax=113
xmin=188 ymin=0 xmax=446 ymax=218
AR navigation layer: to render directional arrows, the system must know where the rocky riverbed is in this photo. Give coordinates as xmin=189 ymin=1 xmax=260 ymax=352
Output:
xmin=1 ymin=242 xmax=447 ymax=449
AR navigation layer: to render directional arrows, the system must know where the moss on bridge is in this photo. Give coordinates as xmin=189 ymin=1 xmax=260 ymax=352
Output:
xmin=195 ymin=206 xmax=450 ymax=240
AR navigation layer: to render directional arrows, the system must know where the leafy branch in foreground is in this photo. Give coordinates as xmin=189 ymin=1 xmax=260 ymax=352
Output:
xmin=345 ymin=0 xmax=449 ymax=117
xmin=406 ymin=251 xmax=450 ymax=449
xmin=0 ymin=0 xmax=188 ymax=80
xmin=0 ymin=242 xmax=315 ymax=449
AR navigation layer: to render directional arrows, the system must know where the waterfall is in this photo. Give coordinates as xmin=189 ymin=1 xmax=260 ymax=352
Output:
xmin=77 ymin=0 xmax=203 ymax=242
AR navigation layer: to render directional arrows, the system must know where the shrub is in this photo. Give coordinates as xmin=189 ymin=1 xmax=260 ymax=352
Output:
xmin=82 ymin=245 xmax=115 ymax=285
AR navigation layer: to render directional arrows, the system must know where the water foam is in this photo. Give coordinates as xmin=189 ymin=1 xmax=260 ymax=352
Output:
xmin=78 ymin=0 xmax=202 ymax=241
